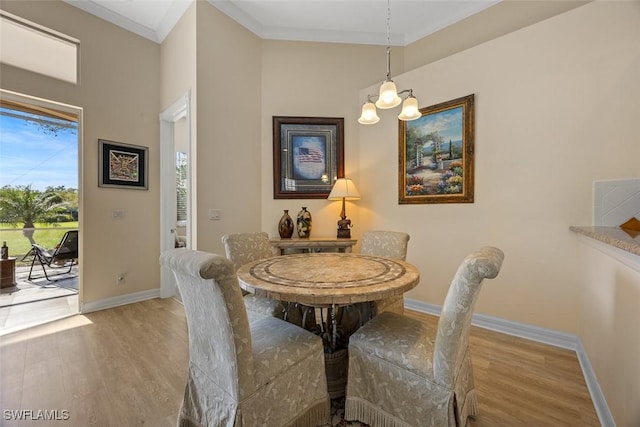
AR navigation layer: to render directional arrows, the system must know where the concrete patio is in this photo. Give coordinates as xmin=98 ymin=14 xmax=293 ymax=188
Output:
xmin=0 ymin=263 xmax=79 ymax=335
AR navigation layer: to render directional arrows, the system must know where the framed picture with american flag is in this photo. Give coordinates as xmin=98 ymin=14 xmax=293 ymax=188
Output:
xmin=273 ymin=116 xmax=344 ymax=199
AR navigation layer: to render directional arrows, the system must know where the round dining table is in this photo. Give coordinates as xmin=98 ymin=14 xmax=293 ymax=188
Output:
xmin=237 ymin=252 xmax=420 ymax=398
xmin=236 ymin=252 xmax=420 ymax=308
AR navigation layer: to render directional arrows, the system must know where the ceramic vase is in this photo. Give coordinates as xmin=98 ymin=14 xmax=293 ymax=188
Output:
xmin=296 ymin=207 xmax=312 ymax=238
xmin=278 ymin=210 xmax=294 ymax=238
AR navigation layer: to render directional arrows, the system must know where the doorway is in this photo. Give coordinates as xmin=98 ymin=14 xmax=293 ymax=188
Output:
xmin=0 ymin=89 xmax=82 ymax=333
xmin=159 ymin=92 xmax=192 ymax=299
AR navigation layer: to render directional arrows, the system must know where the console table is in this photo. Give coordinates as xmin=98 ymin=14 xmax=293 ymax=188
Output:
xmin=270 ymin=237 xmax=357 ymax=255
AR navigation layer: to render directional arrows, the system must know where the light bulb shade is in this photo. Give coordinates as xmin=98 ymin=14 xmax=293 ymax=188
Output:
xmin=375 ymin=80 xmax=402 ymax=109
xmin=328 ymin=178 xmax=361 ymax=201
xmin=398 ymin=96 xmax=422 ymax=121
xmin=358 ymin=101 xmax=380 ymax=125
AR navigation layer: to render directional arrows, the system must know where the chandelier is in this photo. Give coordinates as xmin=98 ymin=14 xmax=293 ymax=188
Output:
xmin=358 ymin=0 xmax=421 ymax=125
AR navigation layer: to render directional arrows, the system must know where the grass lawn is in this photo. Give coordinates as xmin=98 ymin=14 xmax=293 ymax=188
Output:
xmin=0 ymin=222 xmax=78 ymax=261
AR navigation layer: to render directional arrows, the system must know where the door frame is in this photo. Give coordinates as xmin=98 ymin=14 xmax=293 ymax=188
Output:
xmin=159 ymin=91 xmax=192 ymax=298
xmin=0 ymin=88 xmax=83 ymax=310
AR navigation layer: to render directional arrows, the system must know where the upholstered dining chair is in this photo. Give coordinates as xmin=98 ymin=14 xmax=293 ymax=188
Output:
xmin=345 ymin=246 xmax=505 ymax=427
xmin=222 ymin=232 xmax=284 ymax=321
xmin=160 ymin=249 xmax=330 ymax=427
xmin=223 ymin=231 xmax=316 ymax=328
xmin=360 ymin=230 xmax=410 ymax=316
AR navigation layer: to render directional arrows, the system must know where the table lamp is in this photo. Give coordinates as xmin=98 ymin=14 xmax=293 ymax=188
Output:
xmin=328 ymin=178 xmax=361 ymax=238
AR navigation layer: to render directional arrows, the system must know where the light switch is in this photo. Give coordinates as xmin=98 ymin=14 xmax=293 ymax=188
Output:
xmin=209 ymin=209 xmax=221 ymax=220
xmin=112 ymin=209 xmax=124 ymax=219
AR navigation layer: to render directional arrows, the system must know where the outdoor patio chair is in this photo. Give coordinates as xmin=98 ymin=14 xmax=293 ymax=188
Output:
xmin=26 ymin=230 xmax=78 ymax=281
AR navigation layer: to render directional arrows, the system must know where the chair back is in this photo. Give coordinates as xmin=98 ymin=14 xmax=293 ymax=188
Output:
xmin=159 ymin=249 xmax=255 ymax=399
xmin=222 ymin=232 xmax=274 ymax=271
xmin=433 ymin=246 xmax=504 ymax=387
xmin=53 ymin=230 xmax=78 ymax=260
xmin=360 ymin=230 xmax=410 ymax=261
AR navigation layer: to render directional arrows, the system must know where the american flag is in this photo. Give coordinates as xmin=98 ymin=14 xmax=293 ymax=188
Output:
xmin=298 ymin=147 xmax=324 ymax=163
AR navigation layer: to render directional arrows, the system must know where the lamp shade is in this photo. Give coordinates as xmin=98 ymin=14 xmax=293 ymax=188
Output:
xmin=375 ymin=80 xmax=402 ymax=109
xmin=398 ymin=95 xmax=421 ymax=121
xmin=328 ymin=178 xmax=361 ymax=201
xmin=358 ymin=101 xmax=380 ymax=125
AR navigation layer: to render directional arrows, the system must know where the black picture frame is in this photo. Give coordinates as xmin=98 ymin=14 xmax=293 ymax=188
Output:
xmin=273 ymin=116 xmax=344 ymax=199
xmin=98 ymin=139 xmax=148 ymax=190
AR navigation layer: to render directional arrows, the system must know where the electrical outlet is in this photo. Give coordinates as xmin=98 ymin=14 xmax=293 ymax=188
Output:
xmin=209 ymin=209 xmax=221 ymax=220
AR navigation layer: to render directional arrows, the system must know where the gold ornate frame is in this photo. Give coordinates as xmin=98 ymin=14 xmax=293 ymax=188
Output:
xmin=398 ymin=94 xmax=474 ymax=204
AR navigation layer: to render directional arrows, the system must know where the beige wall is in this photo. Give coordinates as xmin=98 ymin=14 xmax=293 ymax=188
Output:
xmin=193 ymin=2 xmax=262 ymax=254
xmin=259 ymin=40 xmax=402 ymax=241
xmin=404 ymin=0 xmax=590 ymax=71
xmin=577 ymin=241 xmax=640 ymax=426
xmin=357 ymin=3 xmax=639 ymax=424
xmin=359 ymin=0 xmax=639 ymax=330
xmin=160 ymin=2 xmax=196 ymax=110
xmin=161 ymin=3 xmax=197 ymax=249
xmin=0 ymin=1 xmax=161 ymax=303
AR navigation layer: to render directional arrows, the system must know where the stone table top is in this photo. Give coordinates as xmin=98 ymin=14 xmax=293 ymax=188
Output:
xmin=236 ymin=253 xmax=420 ymax=307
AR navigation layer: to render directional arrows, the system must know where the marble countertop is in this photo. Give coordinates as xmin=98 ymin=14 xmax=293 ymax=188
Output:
xmin=570 ymin=226 xmax=640 ymax=256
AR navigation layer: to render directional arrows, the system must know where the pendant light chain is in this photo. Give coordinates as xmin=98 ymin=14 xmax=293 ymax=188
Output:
xmin=385 ymin=0 xmax=391 ymax=80
xmin=357 ymin=0 xmax=422 ymax=124
xmin=386 ymin=0 xmax=390 ymax=46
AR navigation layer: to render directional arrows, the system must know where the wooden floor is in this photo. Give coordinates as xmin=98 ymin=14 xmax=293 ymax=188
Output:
xmin=0 ymin=298 xmax=599 ymax=427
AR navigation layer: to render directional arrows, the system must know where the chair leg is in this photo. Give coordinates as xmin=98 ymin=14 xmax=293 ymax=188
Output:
xmin=27 ymin=254 xmax=39 ymax=281
xmin=28 ymin=256 xmax=76 ymax=282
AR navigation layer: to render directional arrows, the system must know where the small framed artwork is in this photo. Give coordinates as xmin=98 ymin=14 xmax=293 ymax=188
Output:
xmin=273 ymin=116 xmax=344 ymax=199
xmin=399 ymin=94 xmax=474 ymax=204
xmin=98 ymin=139 xmax=148 ymax=190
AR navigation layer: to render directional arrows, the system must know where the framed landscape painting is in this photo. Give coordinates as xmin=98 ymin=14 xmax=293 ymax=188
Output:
xmin=398 ymin=94 xmax=474 ymax=204
xmin=273 ymin=116 xmax=344 ymax=199
xmin=98 ymin=139 xmax=148 ymax=190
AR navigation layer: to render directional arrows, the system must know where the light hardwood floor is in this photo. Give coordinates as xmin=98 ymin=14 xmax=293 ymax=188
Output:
xmin=0 ymin=298 xmax=599 ymax=426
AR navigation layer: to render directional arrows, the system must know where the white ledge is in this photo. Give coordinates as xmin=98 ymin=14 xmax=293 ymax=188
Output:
xmin=571 ymin=228 xmax=640 ymax=273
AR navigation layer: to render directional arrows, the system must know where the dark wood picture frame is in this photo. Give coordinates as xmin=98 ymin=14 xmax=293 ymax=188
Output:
xmin=399 ymin=94 xmax=474 ymax=204
xmin=98 ymin=139 xmax=148 ymax=190
xmin=273 ymin=116 xmax=344 ymax=199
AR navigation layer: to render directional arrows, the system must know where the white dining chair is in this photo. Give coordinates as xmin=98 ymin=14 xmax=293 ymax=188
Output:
xmin=345 ymin=246 xmax=504 ymax=427
xmin=360 ymin=230 xmax=410 ymax=315
xmin=222 ymin=231 xmax=316 ymax=328
xmin=222 ymin=232 xmax=285 ymax=321
xmin=160 ymin=248 xmax=330 ymax=427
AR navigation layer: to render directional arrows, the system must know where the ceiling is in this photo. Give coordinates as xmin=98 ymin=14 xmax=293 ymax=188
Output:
xmin=62 ymin=0 xmax=501 ymax=45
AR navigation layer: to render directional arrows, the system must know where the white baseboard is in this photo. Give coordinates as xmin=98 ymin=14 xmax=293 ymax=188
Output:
xmin=576 ymin=340 xmax=617 ymax=427
xmin=81 ymin=289 xmax=160 ymax=313
xmin=404 ymin=298 xmax=616 ymax=427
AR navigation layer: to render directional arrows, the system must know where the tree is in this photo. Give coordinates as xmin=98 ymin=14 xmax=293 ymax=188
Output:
xmin=0 ymin=185 xmax=70 ymax=244
xmin=25 ymin=113 xmax=77 ymax=138
xmin=43 ymin=185 xmax=78 ymax=221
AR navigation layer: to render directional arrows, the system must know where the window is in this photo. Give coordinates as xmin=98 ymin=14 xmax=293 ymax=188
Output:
xmin=176 ymin=151 xmax=187 ymax=224
xmin=0 ymin=11 xmax=79 ymax=84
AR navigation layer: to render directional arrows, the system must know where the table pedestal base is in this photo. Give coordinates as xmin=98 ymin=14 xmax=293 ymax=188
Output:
xmin=325 ymin=348 xmax=348 ymax=399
